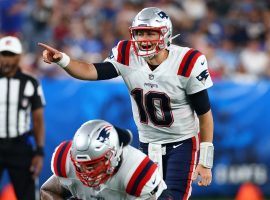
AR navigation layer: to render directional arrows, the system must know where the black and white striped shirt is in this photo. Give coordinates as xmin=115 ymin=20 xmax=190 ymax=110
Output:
xmin=0 ymin=69 xmax=45 ymax=138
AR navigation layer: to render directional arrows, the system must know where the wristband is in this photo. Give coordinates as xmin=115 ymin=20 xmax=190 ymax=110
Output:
xmin=35 ymin=146 xmax=45 ymax=156
xmin=56 ymin=53 xmax=70 ymax=68
xmin=199 ymin=142 xmax=214 ymax=168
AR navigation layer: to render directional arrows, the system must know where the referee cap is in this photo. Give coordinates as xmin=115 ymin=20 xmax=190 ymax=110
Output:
xmin=0 ymin=36 xmax=22 ymax=54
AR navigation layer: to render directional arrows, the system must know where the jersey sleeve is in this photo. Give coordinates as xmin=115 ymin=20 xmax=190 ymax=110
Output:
xmin=139 ymin=169 xmax=167 ymax=199
xmin=178 ymin=49 xmax=213 ymax=95
xmin=125 ymin=156 xmax=165 ymax=198
xmin=51 ymin=141 xmax=72 ymax=178
xmin=104 ymin=40 xmax=132 ymax=75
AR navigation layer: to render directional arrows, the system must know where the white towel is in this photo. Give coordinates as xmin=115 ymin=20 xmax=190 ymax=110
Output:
xmin=148 ymin=143 xmax=163 ymax=179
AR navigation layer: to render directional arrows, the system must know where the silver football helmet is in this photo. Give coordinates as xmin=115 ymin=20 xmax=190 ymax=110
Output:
xmin=70 ymin=120 xmax=132 ymax=187
xmin=129 ymin=7 xmax=173 ymax=58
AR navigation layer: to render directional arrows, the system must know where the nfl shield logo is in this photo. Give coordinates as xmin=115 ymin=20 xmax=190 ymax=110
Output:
xmin=149 ymin=74 xmax=154 ymax=80
xmin=21 ymin=98 xmax=28 ymax=107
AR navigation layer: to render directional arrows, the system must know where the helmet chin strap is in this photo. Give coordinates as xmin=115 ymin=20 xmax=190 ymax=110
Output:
xmin=169 ymin=34 xmax=180 ymax=44
xmin=142 ymin=53 xmax=155 ymax=60
xmin=110 ymin=143 xmax=123 ymax=168
xmin=142 ymin=34 xmax=180 ymax=61
xmin=136 ymin=34 xmax=180 ymax=60
xmin=141 ymin=42 xmax=160 ymax=60
xmin=142 ymin=34 xmax=180 ymax=60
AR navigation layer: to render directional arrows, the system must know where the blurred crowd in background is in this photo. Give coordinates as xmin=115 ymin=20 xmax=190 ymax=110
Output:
xmin=1 ymin=0 xmax=270 ymax=81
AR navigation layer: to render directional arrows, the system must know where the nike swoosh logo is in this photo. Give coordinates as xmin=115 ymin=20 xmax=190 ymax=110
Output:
xmin=201 ymin=60 xmax=205 ymax=65
xmin=152 ymin=177 xmax=156 ymax=184
xmin=173 ymin=143 xmax=183 ymax=148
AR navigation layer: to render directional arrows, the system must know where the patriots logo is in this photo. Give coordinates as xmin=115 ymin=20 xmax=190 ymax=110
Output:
xmin=196 ymin=69 xmax=209 ymax=85
xmin=97 ymin=126 xmax=112 ymax=143
xmin=157 ymin=11 xmax=169 ymax=19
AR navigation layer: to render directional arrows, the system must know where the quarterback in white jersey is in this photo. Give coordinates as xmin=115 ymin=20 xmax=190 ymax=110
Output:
xmin=40 ymin=120 xmax=167 ymax=200
xmin=39 ymin=7 xmax=214 ymax=200
xmin=104 ymin=41 xmax=212 ymax=144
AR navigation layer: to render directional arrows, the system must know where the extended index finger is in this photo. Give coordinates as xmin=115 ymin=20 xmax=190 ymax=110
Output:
xmin=38 ymin=42 xmax=58 ymax=53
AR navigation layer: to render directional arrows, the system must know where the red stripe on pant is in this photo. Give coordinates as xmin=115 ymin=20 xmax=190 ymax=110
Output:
xmin=183 ymin=135 xmax=199 ymax=200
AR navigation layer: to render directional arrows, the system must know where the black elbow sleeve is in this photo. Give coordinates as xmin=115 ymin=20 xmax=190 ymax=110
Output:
xmin=188 ymin=90 xmax=211 ymax=115
xmin=93 ymin=62 xmax=119 ymax=80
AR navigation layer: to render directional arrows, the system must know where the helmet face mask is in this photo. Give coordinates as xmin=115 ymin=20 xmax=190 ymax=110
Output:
xmin=130 ymin=26 xmax=169 ymax=58
xmin=129 ymin=7 xmax=172 ymax=59
xmin=70 ymin=120 xmax=123 ymax=188
xmin=71 ymin=149 xmax=115 ymax=187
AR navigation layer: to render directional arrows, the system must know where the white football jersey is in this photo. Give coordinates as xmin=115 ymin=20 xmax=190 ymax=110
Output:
xmin=51 ymin=141 xmax=166 ymax=200
xmin=105 ymin=41 xmax=213 ymax=144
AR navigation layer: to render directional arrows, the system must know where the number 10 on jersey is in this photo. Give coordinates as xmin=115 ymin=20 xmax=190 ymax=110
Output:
xmin=131 ymin=89 xmax=174 ymax=127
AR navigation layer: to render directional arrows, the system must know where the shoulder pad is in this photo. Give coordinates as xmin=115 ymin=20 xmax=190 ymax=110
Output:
xmin=51 ymin=140 xmax=72 ymax=178
xmin=177 ymin=48 xmax=202 ymax=77
xmin=116 ymin=40 xmax=132 ymax=66
xmin=126 ymin=156 xmax=158 ymax=197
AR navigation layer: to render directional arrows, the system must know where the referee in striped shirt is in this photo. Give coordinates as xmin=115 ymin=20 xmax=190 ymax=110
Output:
xmin=0 ymin=36 xmax=45 ymax=200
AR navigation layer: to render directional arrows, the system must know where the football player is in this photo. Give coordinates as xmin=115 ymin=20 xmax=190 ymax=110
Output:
xmin=40 ymin=120 xmax=167 ymax=200
xmin=39 ymin=7 xmax=214 ymax=200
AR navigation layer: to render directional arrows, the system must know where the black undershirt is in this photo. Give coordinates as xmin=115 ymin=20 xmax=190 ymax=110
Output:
xmin=147 ymin=63 xmax=159 ymax=71
xmin=93 ymin=62 xmax=211 ymax=115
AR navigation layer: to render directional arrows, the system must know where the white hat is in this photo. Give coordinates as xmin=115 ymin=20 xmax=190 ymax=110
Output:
xmin=0 ymin=36 xmax=22 ymax=54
